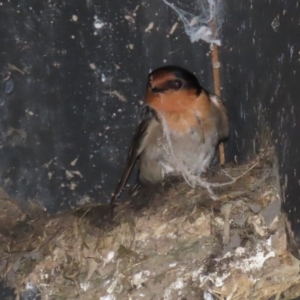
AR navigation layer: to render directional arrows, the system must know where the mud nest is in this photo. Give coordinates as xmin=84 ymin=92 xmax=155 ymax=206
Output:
xmin=0 ymin=149 xmax=299 ymax=300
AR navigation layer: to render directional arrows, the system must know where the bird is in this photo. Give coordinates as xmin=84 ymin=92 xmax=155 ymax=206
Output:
xmin=110 ymin=65 xmax=229 ymax=211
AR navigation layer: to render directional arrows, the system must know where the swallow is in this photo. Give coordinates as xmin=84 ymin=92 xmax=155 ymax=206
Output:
xmin=110 ymin=65 xmax=229 ymax=211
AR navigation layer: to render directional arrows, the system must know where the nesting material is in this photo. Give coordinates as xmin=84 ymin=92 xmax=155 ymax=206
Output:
xmin=0 ymin=150 xmax=299 ymax=300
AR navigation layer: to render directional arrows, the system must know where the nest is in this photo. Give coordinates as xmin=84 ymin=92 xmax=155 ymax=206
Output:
xmin=0 ymin=149 xmax=299 ymax=300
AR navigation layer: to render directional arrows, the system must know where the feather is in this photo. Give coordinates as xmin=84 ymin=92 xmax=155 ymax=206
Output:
xmin=110 ymin=106 xmax=157 ymax=213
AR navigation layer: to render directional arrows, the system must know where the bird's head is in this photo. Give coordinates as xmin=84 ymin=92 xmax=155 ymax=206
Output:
xmin=146 ymin=66 xmax=203 ymax=113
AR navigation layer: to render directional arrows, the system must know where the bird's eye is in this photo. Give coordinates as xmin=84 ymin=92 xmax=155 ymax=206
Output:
xmin=170 ymin=80 xmax=182 ymax=89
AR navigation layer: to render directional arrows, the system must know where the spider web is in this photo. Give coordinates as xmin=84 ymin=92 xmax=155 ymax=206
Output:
xmin=163 ymin=0 xmax=222 ymax=46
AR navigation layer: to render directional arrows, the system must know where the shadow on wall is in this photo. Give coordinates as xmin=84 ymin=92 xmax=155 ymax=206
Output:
xmin=221 ymin=0 xmax=300 ymax=243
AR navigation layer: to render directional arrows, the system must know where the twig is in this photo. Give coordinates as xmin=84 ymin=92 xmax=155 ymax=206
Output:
xmin=221 ymin=203 xmax=232 ymax=245
xmin=8 ymin=63 xmax=25 ymax=75
xmin=194 ymin=160 xmax=259 ymax=200
xmin=104 ymin=90 xmax=127 ymax=102
xmin=35 ymin=228 xmax=64 ymax=251
xmin=209 ymin=161 xmax=259 ymax=187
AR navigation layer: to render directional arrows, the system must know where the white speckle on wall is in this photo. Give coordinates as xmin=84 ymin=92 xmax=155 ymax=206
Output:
xmin=94 ymin=18 xmax=105 ymax=30
xmin=145 ymin=22 xmax=154 ymax=32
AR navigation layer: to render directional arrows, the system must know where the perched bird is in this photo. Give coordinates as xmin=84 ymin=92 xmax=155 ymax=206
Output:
xmin=110 ymin=65 xmax=229 ymax=210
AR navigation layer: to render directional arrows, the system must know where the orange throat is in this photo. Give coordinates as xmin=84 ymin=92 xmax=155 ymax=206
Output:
xmin=146 ymin=90 xmax=211 ymax=134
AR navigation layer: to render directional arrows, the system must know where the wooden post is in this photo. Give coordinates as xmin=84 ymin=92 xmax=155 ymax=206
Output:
xmin=208 ymin=0 xmax=226 ymax=165
xmin=210 ymin=29 xmax=225 ymax=165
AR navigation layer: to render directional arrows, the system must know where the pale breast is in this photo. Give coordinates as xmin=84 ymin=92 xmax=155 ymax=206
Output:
xmin=138 ymin=118 xmax=218 ymax=183
xmin=161 ymin=125 xmax=218 ymax=175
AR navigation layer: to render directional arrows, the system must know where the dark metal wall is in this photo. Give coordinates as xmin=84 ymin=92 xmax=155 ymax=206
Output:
xmin=0 ymin=0 xmax=212 ymax=212
xmin=1 ymin=0 xmax=300 ymax=242
xmin=221 ymin=0 xmax=300 ymax=243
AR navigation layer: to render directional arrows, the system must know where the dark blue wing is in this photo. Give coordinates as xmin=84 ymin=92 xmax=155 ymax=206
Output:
xmin=110 ymin=106 xmax=157 ymax=209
